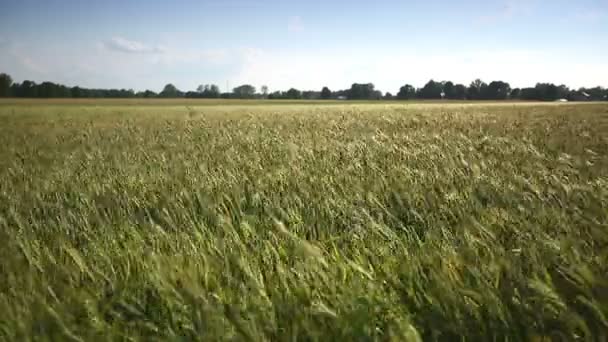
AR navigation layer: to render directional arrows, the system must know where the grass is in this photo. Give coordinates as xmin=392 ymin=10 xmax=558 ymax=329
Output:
xmin=0 ymin=100 xmax=607 ymax=341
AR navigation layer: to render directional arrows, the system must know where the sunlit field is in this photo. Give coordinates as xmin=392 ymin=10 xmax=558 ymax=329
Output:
xmin=1 ymin=100 xmax=607 ymax=340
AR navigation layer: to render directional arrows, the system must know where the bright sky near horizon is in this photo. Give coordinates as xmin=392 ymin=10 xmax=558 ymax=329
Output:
xmin=1 ymin=0 xmax=607 ymax=94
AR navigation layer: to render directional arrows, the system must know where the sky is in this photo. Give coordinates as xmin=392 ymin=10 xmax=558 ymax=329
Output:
xmin=1 ymin=0 xmax=607 ymax=94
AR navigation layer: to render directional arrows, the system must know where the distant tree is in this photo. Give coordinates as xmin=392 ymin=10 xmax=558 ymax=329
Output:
xmin=192 ymin=84 xmax=221 ymax=98
xmin=418 ymin=80 xmax=443 ymax=99
xmin=71 ymin=86 xmax=83 ymax=98
xmin=397 ymin=84 xmax=416 ymax=100
xmin=135 ymin=89 xmax=158 ymax=98
xmin=467 ymin=79 xmax=487 ymax=100
xmin=484 ymin=81 xmax=511 ymax=100
xmin=556 ymin=85 xmax=570 ymax=100
xmin=541 ymin=83 xmax=558 ymax=101
xmin=348 ymin=83 xmax=376 ymax=100
xmin=321 ymin=86 xmax=331 ymax=99
xmin=268 ymin=91 xmax=283 ymax=99
xmin=185 ymin=91 xmax=199 ymax=98
xmin=333 ymin=89 xmax=348 ymax=99
xmin=532 ymin=83 xmax=569 ymax=101
xmin=10 ymin=83 xmax=19 ymax=96
xmin=520 ymin=87 xmax=537 ymax=100
xmin=233 ymin=84 xmax=256 ymax=99
xmin=38 ymin=82 xmax=54 ymax=98
xmin=144 ymin=90 xmax=158 ymax=98
xmin=160 ymin=83 xmax=180 ymax=97
xmin=442 ymin=81 xmax=455 ymax=99
xmin=285 ymin=88 xmax=302 ymax=99
xmin=453 ymin=84 xmax=467 ymax=100
xmin=384 ymin=92 xmax=393 ymax=100
xmin=302 ymin=91 xmax=320 ymax=100
xmin=18 ymin=80 xmax=38 ymax=97
xmin=579 ymin=86 xmax=604 ymax=101
xmin=0 ymin=73 xmax=13 ymax=97
xmin=1 ymin=72 xmax=595 ymax=101
xmin=510 ymin=88 xmax=521 ymax=99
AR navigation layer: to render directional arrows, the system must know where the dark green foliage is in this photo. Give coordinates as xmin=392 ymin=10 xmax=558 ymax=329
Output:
xmin=159 ymin=84 xmax=181 ymax=98
xmin=0 ymin=73 xmax=12 ymax=97
xmin=1 ymin=71 xmax=606 ymax=101
xmin=186 ymin=84 xmax=221 ymax=98
xmin=348 ymin=83 xmax=379 ymax=100
xmin=285 ymin=88 xmax=302 ymax=99
xmin=468 ymin=79 xmax=487 ymax=100
xmin=417 ymin=80 xmax=443 ymax=99
xmin=321 ymin=86 xmax=332 ymax=99
xmin=233 ymin=84 xmax=256 ymax=99
xmin=397 ymin=84 xmax=416 ymax=100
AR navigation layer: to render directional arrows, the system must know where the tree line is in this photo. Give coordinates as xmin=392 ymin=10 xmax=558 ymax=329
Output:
xmin=1 ymin=72 xmax=606 ymax=101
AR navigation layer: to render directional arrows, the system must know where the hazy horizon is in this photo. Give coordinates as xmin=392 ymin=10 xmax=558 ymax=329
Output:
xmin=1 ymin=0 xmax=607 ymax=93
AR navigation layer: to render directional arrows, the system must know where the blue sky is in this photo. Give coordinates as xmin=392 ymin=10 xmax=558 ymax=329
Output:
xmin=1 ymin=0 xmax=607 ymax=93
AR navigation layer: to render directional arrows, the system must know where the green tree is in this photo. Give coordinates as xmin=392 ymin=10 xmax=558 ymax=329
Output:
xmin=321 ymin=86 xmax=331 ymax=99
xmin=19 ymin=80 xmax=39 ymax=97
xmin=486 ymin=81 xmax=511 ymax=100
xmin=534 ymin=83 xmax=569 ymax=101
xmin=510 ymin=88 xmax=521 ymax=99
xmin=71 ymin=86 xmax=83 ymax=98
xmin=302 ymin=91 xmax=320 ymax=99
xmin=442 ymin=81 xmax=455 ymax=99
xmin=520 ymin=87 xmax=537 ymax=100
xmin=397 ymin=84 xmax=416 ymax=100
xmin=453 ymin=84 xmax=467 ymax=99
xmin=285 ymin=88 xmax=302 ymax=99
xmin=0 ymin=73 xmax=12 ymax=97
xmin=267 ymin=91 xmax=283 ymax=100
xmin=468 ymin=79 xmax=487 ymax=100
xmin=578 ymin=86 xmax=603 ymax=100
xmin=143 ymin=90 xmax=158 ymax=98
xmin=160 ymin=83 xmax=180 ymax=97
xmin=348 ymin=83 xmax=376 ymax=100
xmin=417 ymin=80 xmax=443 ymax=99
xmin=195 ymin=84 xmax=221 ymax=98
xmin=233 ymin=84 xmax=256 ymax=99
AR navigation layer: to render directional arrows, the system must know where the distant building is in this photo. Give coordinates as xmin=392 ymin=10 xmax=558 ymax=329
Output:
xmin=570 ymin=91 xmax=591 ymax=101
xmin=337 ymin=96 xmax=347 ymax=100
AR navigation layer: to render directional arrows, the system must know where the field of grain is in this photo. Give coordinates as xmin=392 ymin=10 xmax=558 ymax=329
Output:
xmin=1 ymin=100 xmax=607 ymax=340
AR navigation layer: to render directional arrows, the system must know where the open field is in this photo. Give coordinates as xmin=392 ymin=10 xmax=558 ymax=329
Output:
xmin=1 ymin=101 xmax=607 ymax=340
xmin=2 ymin=98 xmax=604 ymax=106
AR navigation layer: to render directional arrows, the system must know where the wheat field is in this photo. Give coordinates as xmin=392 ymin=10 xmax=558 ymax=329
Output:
xmin=1 ymin=100 xmax=607 ymax=341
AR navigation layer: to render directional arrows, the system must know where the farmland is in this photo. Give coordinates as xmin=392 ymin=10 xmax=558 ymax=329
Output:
xmin=1 ymin=100 xmax=607 ymax=340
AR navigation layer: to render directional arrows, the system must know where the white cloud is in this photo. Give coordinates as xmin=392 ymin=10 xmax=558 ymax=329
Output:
xmin=152 ymin=48 xmax=229 ymax=66
xmin=100 ymin=36 xmax=229 ymax=66
xmin=103 ymin=37 xmax=165 ymax=54
xmin=288 ymin=16 xmax=304 ymax=33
